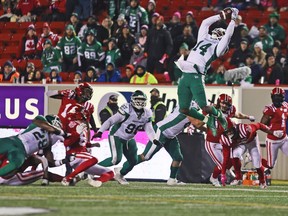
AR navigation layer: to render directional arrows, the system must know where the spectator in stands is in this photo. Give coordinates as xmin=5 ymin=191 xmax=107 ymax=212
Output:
xmin=147 ymin=0 xmax=156 ymax=25
xmin=172 ymin=25 xmax=196 ymax=57
xmin=150 ymin=12 xmax=159 ymax=28
xmin=97 ymin=62 xmax=121 ymax=82
xmin=50 ymin=0 xmax=66 ymax=21
xmin=168 ymin=43 xmax=190 ymax=85
xmin=117 ymin=24 xmax=136 ymax=66
xmin=106 ymin=37 xmax=122 ymax=67
xmin=99 ymin=95 xmax=119 ymax=124
xmin=78 ymin=29 xmax=105 ymax=72
xmin=230 ymin=39 xmax=252 ymax=67
xmin=66 ymin=0 xmax=75 ymax=21
xmin=21 ymin=24 xmax=38 ymax=60
xmin=73 ymin=70 xmax=83 ymax=83
xmin=78 ymin=15 xmax=109 ymax=45
xmin=41 ymin=39 xmax=62 ymax=73
xmin=56 ymin=25 xmax=82 ymax=72
xmin=111 ymin=14 xmax=127 ymax=37
xmin=68 ymin=13 xmax=82 ymax=35
xmin=271 ymin=42 xmax=285 ymax=67
xmin=47 ymin=69 xmax=62 ymax=83
xmin=20 ymin=62 xmax=35 ymax=83
xmin=125 ymin=0 xmax=148 ymax=35
xmin=166 ymin=12 xmax=183 ymax=39
xmin=130 ymin=43 xmax=147 ymax=68
xmin=130 ymin=65 xmax=158 ymax=84
xmin=26 ymin=71 xmax=34 ymax=83
xmin=262 ymin=53 xmax=284 ymax=84
xmin=122 ymin=64 xmax=134 ymax=83
xmin=205 ymin=65 xmax=226 ymax=85
xmin=234 ymin=25 xmax=253 ymax=49
xmin=145 ymin=16 xmax=173 ymax=74
xmin=102 ymin=16 xmax=114 ymax=39
xmin=253 ymin=41 xmax=267 ymax=68
xmin=37 ymin=22 xmax=59 ymax=57
xmin=74 ymin=0 xmax=93 ymax=20
xmin=264 ymin=12 xmax=286 ymax=44
xmin=252 ymin=25 xmax=274 ymax=53
xmin=84 ymin=66 xmax=98 ymax=82
xmin=32 ymin=70 xmax=45 ymax=82
xmin=0 ymin=61 xmax=20 ymax=83
xmin=109 ymin=0 xmax=127 ymax=20
xmin=138 ymin=25 xmax=148 ymax=47
xmin=245 ymin=54 xmax=263 ymax=84
xmin=16 ymin=0 xmax=40 ymax=20
xmin=184 ymin=11 xmax=198 ymax=39
xmin=0 ymin=7 xmax=18 ymax=22
xmin=230 ymin=15 xmax=246 ymax=48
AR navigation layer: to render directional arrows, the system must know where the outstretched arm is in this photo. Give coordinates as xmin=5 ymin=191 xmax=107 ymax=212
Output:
xmin=216 ymin=19 xmax=235 ymax=57
xmin=98 ymin=112 xmax=126 ymax=133
xmin=198 ymin=15 xmax=221 ymax=42
xmin=144 ymin=121 xmax=156 ymax=142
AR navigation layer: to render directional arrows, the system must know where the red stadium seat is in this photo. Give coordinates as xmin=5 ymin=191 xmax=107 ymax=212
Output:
xmin=50 ymin=22 xmax=66 ymax=35
xmin=28 ymin=59 xmax=43 ymax=70
xmin=0 ymin=58 xmax=9 ymax=67
xmin=0 ymin=34 xmax=12 ymax=46
xmin=59 ymin=72 xmax=70 ymax=82
xmin=12 ymin=59 xmax=27 ymax=72
xmin=2 ymin=22 xmax=20 ymax=34
xmin=10 ymin=34 xmax=24 ymax=46
xmin=1 ymin=46 xmax=20 ymax=59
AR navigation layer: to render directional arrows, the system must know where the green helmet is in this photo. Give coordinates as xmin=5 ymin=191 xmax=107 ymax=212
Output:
xmin=45 ymin=115 xmax=62 ymax=129
xmin=131 ymin=90 xmax=147 ymax=110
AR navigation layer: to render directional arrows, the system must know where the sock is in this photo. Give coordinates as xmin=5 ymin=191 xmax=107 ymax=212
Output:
xmin=261 ymin=158 xmax=273 ymax=169
xmin=66 ymin=157 xmax=98 ymax=180
xmin=188 ymin=108 xmax=205 ymax=121
xmin=212 ymin=166 xmax=221 ymax=179
xmin=121 ymin=155 xmax=143 ymax=176
xmin=170 ymin=166 xmax=179 ymax=178
xmin=98 ymin=157 xmax=114 ymax=167
xmin=97 ymin=171 xmax=114 ymax=183
xmin=257 ymin=166 xmax=265 ymax=184
xmin=232 ymin=158 xmax=242 ymax=180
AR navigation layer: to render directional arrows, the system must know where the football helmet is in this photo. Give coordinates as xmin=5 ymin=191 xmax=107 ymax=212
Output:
xmin=131 ymin=90 xmax=147 ymax=110
xmin=211 ymin=28 xmax=226 ymax=40
xmin=217 ymin=93 xmax=232 ymax=112
xmin=46 ymin=115 xmax=62 ymax=129
xmin=75 ymin=82 xmax=93 ymax=102
xmin=271 ymin=87 xmax=285 ymax=108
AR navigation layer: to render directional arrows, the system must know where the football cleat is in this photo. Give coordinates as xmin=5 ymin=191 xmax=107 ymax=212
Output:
xmin=88 ymin=179 xmax=102 ymax=188
xmin=230 ymin=179 xmax=242 ymax=186
xmin=167 ymin=178 xmax=186 ymax=186
xmin=209 ymin=175 xmax=221 ymax=187
xmin=114 ymin=167 xmax=129 ymax=185
xmin=61 ymin=177 xmax=76 ymax=186
xmin=259 ymin=183 xmax=267 ymax=189
xmin=207 ymin=115 xmax=217 ymax=136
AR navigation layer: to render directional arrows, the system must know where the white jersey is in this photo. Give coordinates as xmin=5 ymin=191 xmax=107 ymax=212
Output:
xmin=17 ymin=115 xmax=63 ymax=156
xmin=175 ymin=14 xmax=235 ymax=75
xmin=110 ymin=103 xmax=153 ymax=140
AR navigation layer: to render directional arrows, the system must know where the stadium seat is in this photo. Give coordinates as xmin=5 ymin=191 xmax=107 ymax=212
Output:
xmin=28 ymin=59 xmax=43 ymax=70
xmin=0 ymin=34 xmax=12 ymax=46
xmin=50 ymin=22 xmax=66 ymax=35
xmin=59 ymin=72 xmax=70 ymax=82
xmin=12 ymin=59 xmax=27 ymax=72
xmin=1 ymin=46 xmax=20 ymax=59
xmin=0 ymin=58 xmax=9 ymax=66
xmin=2 ymin=22 xmax=20 ymax=34
xmin=10 ymin=34 xmax=24 ymax=46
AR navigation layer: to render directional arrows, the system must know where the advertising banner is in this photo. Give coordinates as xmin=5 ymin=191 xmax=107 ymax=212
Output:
xmin=0 ymin=85 xmax=45 ymax=127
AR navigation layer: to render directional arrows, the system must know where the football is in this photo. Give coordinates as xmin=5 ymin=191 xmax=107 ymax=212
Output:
xmin=220 ymin=7 xmax=233 ymax=20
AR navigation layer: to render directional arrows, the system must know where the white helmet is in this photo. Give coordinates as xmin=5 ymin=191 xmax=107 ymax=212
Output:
xmin=211 ymin=28 xmax=226 ymax=40
xmin=131 ymin=90 xmax=147 ymax=110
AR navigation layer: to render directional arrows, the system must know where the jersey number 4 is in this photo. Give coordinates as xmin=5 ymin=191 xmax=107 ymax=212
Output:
xmin=192 ymin=40 xmax=212 ymax=56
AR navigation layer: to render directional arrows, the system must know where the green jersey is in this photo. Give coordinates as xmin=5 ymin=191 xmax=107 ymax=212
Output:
xmin=56 ymin=36 xmax=82 ymax=59
xmin=106 ymin=48 xmax=121 ymax=65
xmin=41 ymin=47 xmax=61 ymax=68
xmin=125 ymin=6 xmax=148 ymax=34
xmin=78 ymin=41 xmax=105 ymax=63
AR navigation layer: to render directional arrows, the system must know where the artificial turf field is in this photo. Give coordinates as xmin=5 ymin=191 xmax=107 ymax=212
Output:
xmin=1 ymin=180 xmax=288 ymax=216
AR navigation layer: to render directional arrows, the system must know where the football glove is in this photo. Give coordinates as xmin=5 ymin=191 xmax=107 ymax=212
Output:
xmin=273 ymin=130 xmax=284 ymax=138
xmin=92 ymin=131 xmax=103 ymax=139
xmin=248 ymin=116 xmax=255 ymax=122
xmin=153 ymin=139 xmax=162 ymax=146
xmin=231 ymin=8 xmax=239 ymax=21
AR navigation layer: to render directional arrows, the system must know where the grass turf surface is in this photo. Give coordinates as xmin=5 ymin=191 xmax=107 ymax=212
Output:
xmin=1 ymin=181 xmax=288 ymax=216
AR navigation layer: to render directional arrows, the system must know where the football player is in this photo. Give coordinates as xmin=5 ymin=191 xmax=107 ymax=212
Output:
xmin=0 ymin=115 xmax=67 ymax=177
xmin=175 ymin=7 xmax=239 ymax=135
xmin=93 ymin=90 xmax=161 ymax=185
xmin=220 ymin=119 xmax=283 ymax=189
xmin=260 ymin=87 xmax=288 ymax=169
xmin=114 ymin=101 xmax=204 ymax=185
xmin=206 ymin=94 xmax=255 ymax=187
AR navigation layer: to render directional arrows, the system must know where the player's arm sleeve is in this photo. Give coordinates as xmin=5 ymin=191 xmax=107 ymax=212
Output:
xmin=98 ymin=112 xmax=126 ymax=133
xmin=144 ymin=121 xmax=156 ymax=142
xmin=216 ymin=20 xmax=235 ymax=57
xmin=261 ymin=106 xmax=272 ymax=125
xmin=154 ymin=104 xmax=167 ymax=124
xmin=256 ymin=123 xmax=272 ymax=134
xmin=234 ymin=112 xmax=249 ymax=119
xmin=197 ymin=15 xmax=221 ymax=42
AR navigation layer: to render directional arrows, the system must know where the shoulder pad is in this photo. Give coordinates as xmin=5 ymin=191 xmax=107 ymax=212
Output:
xmin=119 ymin=103 xmax=130 ymax=115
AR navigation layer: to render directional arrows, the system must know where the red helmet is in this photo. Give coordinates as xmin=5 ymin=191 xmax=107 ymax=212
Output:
xmin=75 ymin=82 xmax=93 ymax=102
xmin=217 ymin=94 xmax=232 ymax=107
xmin=271 ymin=87 xmax=285 ymax=96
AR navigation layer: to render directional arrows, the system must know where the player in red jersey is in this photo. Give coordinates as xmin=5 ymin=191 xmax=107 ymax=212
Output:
xmin=220 ymin=120 xmax=283 ymax=189
xmin=260 ymin=87 xmax=288 ymax=169
xmin=205 ymin=94 xmax=255 ymax=186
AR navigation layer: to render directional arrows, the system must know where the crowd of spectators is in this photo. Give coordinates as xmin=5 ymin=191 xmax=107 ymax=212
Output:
xmin=0 ymin=0 xmax=288 ymax=85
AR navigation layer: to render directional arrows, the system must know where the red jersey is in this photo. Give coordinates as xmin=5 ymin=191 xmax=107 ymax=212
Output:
xmin=206 ymin=105 xmax=236 ymax=143
xmin=263 ymin=102 xmax=288 ymax=140
xmin=37 ymin=32 xmax=59 ymax=52
xmin=220 ymin=123 xmax=269 ymax=147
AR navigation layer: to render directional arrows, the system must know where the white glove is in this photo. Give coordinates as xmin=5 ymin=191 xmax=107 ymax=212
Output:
xmin=231 ymin=8 xmax=239 ymax=21
xmin=187 ymin=124 xmax=195 ymax=135
xmin=273 ymin=130 xmax=284 ymax=138
xmin=248 ymin=116 xmax=255 ymax=122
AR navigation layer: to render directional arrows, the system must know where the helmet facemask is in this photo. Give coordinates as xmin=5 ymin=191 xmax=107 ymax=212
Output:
xmin=272 ymin=94 xmax=284 ymax=108
xmin=211 ymin=28 xmax=226 ymax=40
